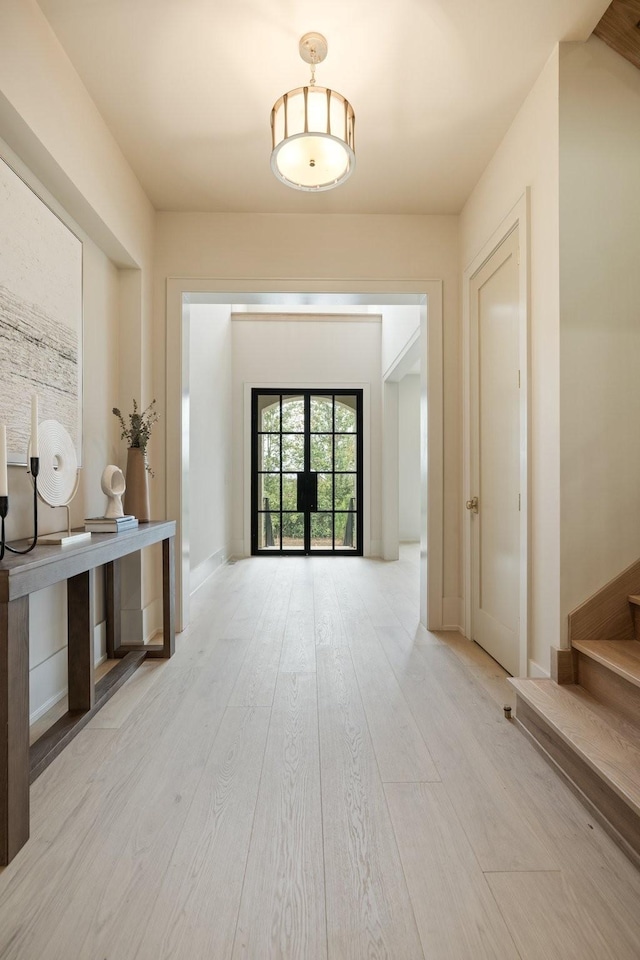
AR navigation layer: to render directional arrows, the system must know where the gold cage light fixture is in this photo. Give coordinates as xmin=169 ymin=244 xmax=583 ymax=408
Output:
xmin=270 ymin=32 xmax=355 ymax=191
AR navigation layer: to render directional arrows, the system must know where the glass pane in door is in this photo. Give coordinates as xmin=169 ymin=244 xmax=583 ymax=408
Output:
xmin=334 ymin=435 xmax=356 ymax=472
xmin=335 ymin=512 xmax=357 ymax=551
xmin=317 ymin=473 xmax=333 ymax=510
xmin=258 ymin=473 xmax=281 ymax=510
xmin=311 ymin=435 xmax=332 ymax=471
xmin=282 ymin=512 xmax=305 ymax=550
xmin=334 ymin=395 xmax=357 ymax=432
xmin=311 ymin=513 xmax=333 ymax=550
xmin=334 ymin=473 xmax=356 ymax=511
xmin=258 ymin=395 xmax=280 ymax=432
xmin=259 ymin=435 xmax=280 ymax=472
xmin=281 ymin=395 xmax=304 ymax=431
xmin=282 ymin=434 xmax=304 ymax=471
xmin=258 ymin=510 xmax=280 ymax=550
xmin=282 ymin=473 xmax=298 ymax=510
xmin=310 ymin=395 xmax=333 ymax=432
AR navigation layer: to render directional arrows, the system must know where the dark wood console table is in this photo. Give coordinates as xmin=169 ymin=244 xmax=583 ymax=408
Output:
xmin=0 ymin=520 xmax=175 ymax=865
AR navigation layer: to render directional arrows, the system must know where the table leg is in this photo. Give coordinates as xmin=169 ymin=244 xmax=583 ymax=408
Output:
xmin=0 ymin=596 xmax=30 ymax=865
xmin=162 ymin=536 xmax=175 ymax=658
xmin=105 ymin=559 xmax=121 ymax=658
xmin=67 ymin=571 xmax=95 ymax=711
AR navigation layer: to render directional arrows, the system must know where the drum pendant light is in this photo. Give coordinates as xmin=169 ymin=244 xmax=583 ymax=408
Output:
xmin=270 ymin=33 xmax=355 ymax=192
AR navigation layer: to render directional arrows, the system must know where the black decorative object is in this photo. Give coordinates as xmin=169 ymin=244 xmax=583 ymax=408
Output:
xmin=0 ymin=456 xmax=40 ymax=562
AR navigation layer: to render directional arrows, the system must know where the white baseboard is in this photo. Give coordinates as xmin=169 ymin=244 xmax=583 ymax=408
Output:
xmin=230 ymin=539 xmax=246 ymax=559
xmin=121 ymin=597 xmax=164 ymax=645
xmin=29 ymin=647 xmax=67 ymax=724
xmin=94 ymin=620 xmax=107 ymax=665
xmin=121 ymin=608 xmax=144 ymax=645
xmin=143 ymin=598 xmax=163 ymax=642
xmin=528 ymin=658 xmax=550 ymax=679
xmin=190 ymin=546 xmax=228 ymax=595
xmin=441 ymin=596 xmax=463 ymax=632
xmin=30 ymin=688 xmax=66 ymax=726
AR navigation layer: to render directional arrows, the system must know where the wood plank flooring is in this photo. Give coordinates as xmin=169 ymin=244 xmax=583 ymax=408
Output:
xmin=1 ymin=545 xmax=640 ymax=959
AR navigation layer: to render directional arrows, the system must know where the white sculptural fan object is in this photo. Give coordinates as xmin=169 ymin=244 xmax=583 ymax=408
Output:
xmin=101 ymin=464 xmax=126 ymax=518
xmin=34 ymin=420 xmax=90 ymax=545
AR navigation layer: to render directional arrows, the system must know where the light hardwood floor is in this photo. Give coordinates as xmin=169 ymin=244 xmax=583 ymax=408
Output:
xmin=2 ymin=545 xmax=640 ymax=959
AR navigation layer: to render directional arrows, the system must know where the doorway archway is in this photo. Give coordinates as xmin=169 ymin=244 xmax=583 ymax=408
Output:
xmin=166 ymin=281 xmax=443 ymax=633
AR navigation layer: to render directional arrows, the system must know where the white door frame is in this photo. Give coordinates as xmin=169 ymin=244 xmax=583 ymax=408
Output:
xmin=165 ymin=278 xmax=443 ymax=634
xmin=463 ymin=192 xmax=530 ymax=677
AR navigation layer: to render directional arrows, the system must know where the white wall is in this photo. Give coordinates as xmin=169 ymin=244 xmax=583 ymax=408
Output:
xmin=559 ymin=38 xmax=640 ymax=635
xmin=188 ymin=303 xmax=232 ymax=587
xmin=0 ymin=0 xmax=155 ymax=720
xmin=231 ymin=316 xmax=382 ymax=555
xmin=398 ymin=375 xmax=421 ymax=541
xmin=381 ymin=305 xmax=421 ymax=377
xmin=461 ymin=48 xmax=560 ymax=674
xmin=0 ymin=0 xmax=154 ymax=269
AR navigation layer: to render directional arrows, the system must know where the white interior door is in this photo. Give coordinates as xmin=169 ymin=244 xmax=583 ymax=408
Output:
xmin=469 ymin=228 xmax=521 ymax=676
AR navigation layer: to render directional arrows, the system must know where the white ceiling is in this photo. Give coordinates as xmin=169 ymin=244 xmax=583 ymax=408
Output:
xmin=37 ymin=0 xmax=609 ymax=215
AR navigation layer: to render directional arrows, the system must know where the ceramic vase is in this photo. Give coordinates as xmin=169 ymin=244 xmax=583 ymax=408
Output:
xmin=124 ymin=447 xmax=150 ymax=522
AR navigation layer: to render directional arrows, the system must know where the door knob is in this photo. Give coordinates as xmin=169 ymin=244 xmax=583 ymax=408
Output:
xmin=465 ymin=497 xmax=479 ymax=513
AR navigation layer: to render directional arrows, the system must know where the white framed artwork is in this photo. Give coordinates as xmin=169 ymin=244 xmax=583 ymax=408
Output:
xmin=0 ymin=155 xmax=83 ymax=465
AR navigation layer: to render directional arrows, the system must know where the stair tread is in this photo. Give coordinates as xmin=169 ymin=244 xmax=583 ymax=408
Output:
xmin=572 ymin=638 xmax=640 ymax=689
xmin=509 ymin=677 xmax=640 ymax=815
xmin=628 ymin=594 xmax=640 ymax=606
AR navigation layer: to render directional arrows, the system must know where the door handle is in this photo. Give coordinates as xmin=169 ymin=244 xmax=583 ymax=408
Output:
xmin=308 ymin=472 xmax=318 ymax=512
xmin=296 ymin=472 xmax=306 ymax=511
xmin=466 ymin=496 xmax=479 ymax=513
xmin=297 ymin=472 xmax=318 ymax=512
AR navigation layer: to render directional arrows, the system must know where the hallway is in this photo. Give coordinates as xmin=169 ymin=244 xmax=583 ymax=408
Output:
xmin=1 ymin=547 xmax=640 ymax=958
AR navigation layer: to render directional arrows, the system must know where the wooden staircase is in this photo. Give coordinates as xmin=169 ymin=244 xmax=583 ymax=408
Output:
xmin=509 ymin=559 xmax=640 ymax=867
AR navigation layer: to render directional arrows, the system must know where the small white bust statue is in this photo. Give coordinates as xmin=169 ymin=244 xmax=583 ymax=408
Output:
xmin=101 ymin=464 xmax=126 ymax=518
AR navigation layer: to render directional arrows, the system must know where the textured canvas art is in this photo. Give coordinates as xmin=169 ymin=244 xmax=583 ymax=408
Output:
xmin=0 ymin=156 xmax=82 ymax=464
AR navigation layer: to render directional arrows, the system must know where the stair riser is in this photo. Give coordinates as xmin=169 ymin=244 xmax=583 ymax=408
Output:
xmin=576 ymin=654 xmax=640 ymax=734
xmin=515 ymin=698 xmax=640 ymax=867
xmin=568 ymin=557 xmax=640 ymax=645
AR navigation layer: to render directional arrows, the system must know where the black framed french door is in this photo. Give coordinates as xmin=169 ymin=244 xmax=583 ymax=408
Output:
xmin=251 ymin=389 xmax=363 ymax=556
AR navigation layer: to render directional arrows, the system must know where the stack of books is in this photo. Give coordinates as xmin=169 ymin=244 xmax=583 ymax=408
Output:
xmin=84 ymin=515 xmax=139 ymax=533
